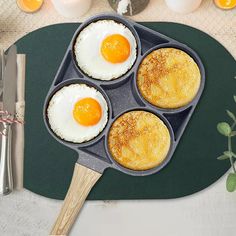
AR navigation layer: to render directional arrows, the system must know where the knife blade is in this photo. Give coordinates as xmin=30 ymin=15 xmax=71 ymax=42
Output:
xmin=0 ymin=50 xmax=5 ymax=96
xmin=0 ymin=45 xmax=17 ymax=195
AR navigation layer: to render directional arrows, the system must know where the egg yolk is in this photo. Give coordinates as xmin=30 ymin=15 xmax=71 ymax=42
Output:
xmin=73 ymin=98 xmax=102 ymax=126
xmin=101 ymin=34 xmax=130 ymax=63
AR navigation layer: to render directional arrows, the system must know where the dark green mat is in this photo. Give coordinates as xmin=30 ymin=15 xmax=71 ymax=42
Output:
xmin=15 ymin=22 xmax=236 ymax=200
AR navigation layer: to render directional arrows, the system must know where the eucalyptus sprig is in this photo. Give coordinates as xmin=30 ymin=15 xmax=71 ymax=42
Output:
xmin=217 ymin=97 xmax=236 ymax=192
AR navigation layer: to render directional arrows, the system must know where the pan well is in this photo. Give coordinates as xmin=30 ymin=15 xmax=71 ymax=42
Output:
xmin=136 ymin=47 xmax=201 ymax=109
xmin=107 ymin=110 xmax=171 ymax=171
xmin=72 ymin=18 xmax=140 ymax=82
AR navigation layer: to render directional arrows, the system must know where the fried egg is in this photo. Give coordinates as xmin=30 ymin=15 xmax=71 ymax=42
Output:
xmin=74 ymin=20 xmax=137 ymax=80
xmin=47 ymin=84 xmax=108 ymax=143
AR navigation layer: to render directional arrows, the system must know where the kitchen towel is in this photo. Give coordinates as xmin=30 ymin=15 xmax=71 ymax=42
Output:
xmin=13 ymin=54 xmax=25 ymax=190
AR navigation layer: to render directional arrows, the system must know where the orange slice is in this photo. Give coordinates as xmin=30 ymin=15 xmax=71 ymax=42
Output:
xmin=214 ymin=0 xmax=236 ymax=9
xmin=16 ymin=0 xmax=44 ymax=13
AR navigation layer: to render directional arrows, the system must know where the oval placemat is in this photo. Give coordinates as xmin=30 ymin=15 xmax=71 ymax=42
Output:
xmin=15 ymin=22 xmax=236 ymax=200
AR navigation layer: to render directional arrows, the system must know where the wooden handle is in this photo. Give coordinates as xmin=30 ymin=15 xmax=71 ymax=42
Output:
xmin=50 ymin=163 xmax=101 ymax=236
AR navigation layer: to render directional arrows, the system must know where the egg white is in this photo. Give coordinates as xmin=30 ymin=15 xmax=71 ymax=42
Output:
xmin=47 ymin=84 xmax=108 ymax=143
xmin=74 ymin=20 xmax=137 ymax=81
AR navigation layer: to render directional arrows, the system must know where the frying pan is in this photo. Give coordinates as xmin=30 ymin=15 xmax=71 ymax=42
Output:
xmin=43 ymin=14 xmax=205 ymax=235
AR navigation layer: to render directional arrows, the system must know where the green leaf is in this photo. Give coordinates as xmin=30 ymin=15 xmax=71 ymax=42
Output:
xmin=217 ymin=155 xmax=229 ymax=160
xmin=230 ymin=131 xmax=236 ymax=137
xmin=226 ymin=110 xmax=236 ymax=122
xmin=217 ymin=122 xmax=231 ymax=136
xmin=223 ymin=151 xmax=233 ymax=157
xmin=233 ymin=156 xmax=236 ymax=159
xmin=234 ymin=95 xmax=236 ymax=103
xmin=231 ymin=152 xmax=236 ymax=158
xmin=226 ymin=173 xmax=236 ymax=192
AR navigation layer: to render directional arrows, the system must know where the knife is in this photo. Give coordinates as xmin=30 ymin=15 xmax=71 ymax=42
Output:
xmin=0 ymin=45 xmax=17 ymax=195
xmin=0 ymin=50 xmax=5 ymax=96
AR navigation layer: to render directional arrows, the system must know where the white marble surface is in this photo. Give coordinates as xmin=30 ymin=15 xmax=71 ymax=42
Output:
xmin=0 ymin=0 xmax=236 ymax=235
xmin=0 ymin=170 xmax=236 ymax=236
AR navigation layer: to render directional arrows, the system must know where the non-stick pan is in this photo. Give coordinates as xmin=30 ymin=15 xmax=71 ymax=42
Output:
xmin=43 ymin=13 xmax=205 ymax=235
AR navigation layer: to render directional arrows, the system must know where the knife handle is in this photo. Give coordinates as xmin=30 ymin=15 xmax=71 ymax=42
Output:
xmin=0 ymin=123 xmax=13 ymax=195
xmin=50 ymin=163 xmax=101 ymax=236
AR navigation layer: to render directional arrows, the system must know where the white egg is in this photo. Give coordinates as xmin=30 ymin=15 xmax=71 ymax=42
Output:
xmin=74 ymin=20 xmax=137 ymax=80
xmin=47 ymin=84 xmax=108 ymax=143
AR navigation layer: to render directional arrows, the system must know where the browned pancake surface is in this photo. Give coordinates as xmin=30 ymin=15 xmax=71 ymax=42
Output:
xmin=137 ymin=48 xmax=201 ymax=109
xmin=108 ymin=111 xmax=171 ymax=170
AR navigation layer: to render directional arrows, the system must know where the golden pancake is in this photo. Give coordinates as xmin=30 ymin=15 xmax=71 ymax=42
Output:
xmin=108 ymin=111 xmax=171 ymax=171
xmin=137 ymin=48 xmax=201 ymax=109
